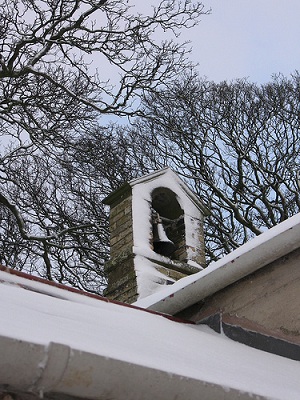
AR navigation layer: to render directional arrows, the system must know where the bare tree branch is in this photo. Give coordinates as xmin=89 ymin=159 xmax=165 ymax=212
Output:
xmin=131 ymin=71 xmax=300 ymax=262
xmin=0 ymin=0 xmax=209 ymax=292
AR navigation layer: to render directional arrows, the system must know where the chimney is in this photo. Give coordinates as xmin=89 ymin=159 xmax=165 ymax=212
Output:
xmin=103 ymin=168 xmax=209 ymax=304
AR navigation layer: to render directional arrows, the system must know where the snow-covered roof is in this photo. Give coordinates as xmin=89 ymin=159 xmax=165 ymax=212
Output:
xmin=134 ymin=212 xmax=300 ymax=315
xmin=130 ymin=167 xmax=209 ymax=215
xmin=104 ymin=167 xmax=209 ymax=215
xmin=0 ymin=267 xmax=300 ymax=400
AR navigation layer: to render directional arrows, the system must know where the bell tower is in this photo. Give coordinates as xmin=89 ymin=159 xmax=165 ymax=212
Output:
xmin=103 ymin=168 xmax=209 ymax=303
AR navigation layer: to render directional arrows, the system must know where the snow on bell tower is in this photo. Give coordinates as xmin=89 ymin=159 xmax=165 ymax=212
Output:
xmin=103 ymin=168 xmax=209 ymax=304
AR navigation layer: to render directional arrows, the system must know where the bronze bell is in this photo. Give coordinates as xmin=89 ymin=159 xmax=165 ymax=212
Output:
xmin=153 ymin=217 xmax=176 ymax=257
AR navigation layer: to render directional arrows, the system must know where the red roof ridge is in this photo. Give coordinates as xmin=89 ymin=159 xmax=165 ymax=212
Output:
xmin=0 ymin=265 xmax=193 ymax=325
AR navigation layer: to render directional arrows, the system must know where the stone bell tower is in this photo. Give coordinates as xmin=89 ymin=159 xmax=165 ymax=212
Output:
xmin=103 ymin=168 xmax=209 ymax=304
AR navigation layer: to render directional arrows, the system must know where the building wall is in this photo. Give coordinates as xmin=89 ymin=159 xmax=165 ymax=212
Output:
xmin=178 ymin=247 xmax=300 ymax=359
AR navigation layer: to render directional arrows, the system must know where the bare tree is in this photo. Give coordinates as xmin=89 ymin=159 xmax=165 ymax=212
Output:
xmin=0 ymin=0 xmax=209 ymax=291
xmin=0 ymin=127 xmax=150 ymax=291
xmin=132 ymin=72 xmax=300 ymax=262
xmin=0 ymin=0 xmax=207 ymax=143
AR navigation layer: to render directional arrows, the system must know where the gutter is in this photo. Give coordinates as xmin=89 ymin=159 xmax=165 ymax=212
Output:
xmin=134 ymin=212 xmax=300 ymax=315
xmin=0 ymin=336 xmax=261 ymax=400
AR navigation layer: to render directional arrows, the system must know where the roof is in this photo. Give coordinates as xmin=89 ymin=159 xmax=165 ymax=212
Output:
xmin=0 ymin=267 xmax=300 ymax=400
xmin=103 ymin=167 xmax=209 ymax=215
xmin=0 ymin=265 xmax=187 ymax=324
xmin=134 ymin=212 xmax=300 ymax=314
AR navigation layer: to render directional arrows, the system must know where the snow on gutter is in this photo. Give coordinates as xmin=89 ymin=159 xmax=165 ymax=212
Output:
xmin=0 ymin=337 xmax=267 ymax=400
xmin=1 ymin=262 xmax=300 ymax=399
xmin=134 ymin=212 xmax=300 ymax=315
xmin=1 ymin=278 xmax=291 ymax=400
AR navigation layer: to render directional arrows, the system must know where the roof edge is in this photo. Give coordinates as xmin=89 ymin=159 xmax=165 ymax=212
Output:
xmin=103 ymin=167 xmax=209 ymax=215
xmin=130 ymin=167 xmax=209 ymax=215
xmin=0 ymin=265 xmax=192 ymax=324
xmin=134 ymin=212 xmax=300 ymax=314
xmin=0 ymin=337 xmax=267 ymax=400
xmin=102 ymin=182 xmax=131 ymax=206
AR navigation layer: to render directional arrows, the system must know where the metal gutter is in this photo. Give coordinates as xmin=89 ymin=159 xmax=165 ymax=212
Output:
xmin=0 ymin=336 xmax=267 ymax=400
xmin=134 ymin=212 xmax=300 ymax=315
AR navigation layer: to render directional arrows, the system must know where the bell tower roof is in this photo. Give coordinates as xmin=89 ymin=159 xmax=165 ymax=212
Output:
xmin=103 ymin=167 xmax=209 ymax=216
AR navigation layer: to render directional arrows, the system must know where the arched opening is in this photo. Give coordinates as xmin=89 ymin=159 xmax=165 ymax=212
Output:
xmin=151 ymin=188 xmax=185 ymax=260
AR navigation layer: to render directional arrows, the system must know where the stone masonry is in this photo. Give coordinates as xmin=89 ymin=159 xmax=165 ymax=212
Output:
xmin=103 ymin=185 xmax=139 ymax=303
xmin=103 ymin=169 xmax=208 ymax=304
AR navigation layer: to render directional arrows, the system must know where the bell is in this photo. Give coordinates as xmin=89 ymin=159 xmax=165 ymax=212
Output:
xmin=153 ymin=218 xmax=176 ymax=257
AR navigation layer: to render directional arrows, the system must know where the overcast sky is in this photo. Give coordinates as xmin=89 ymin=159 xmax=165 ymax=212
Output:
xmin=172 ymin=0 xmax=300 ymax=84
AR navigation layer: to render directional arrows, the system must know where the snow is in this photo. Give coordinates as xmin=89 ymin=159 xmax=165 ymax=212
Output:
xmin=134 ymin=211 xmax=300 ymax=313
xmin=134 ymin=254 xmax=175 ymax=298
xmin=130 ymin=168 xmax=205 ymax=299
xmin=0 ymin=274 xmax=300 ymax=400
